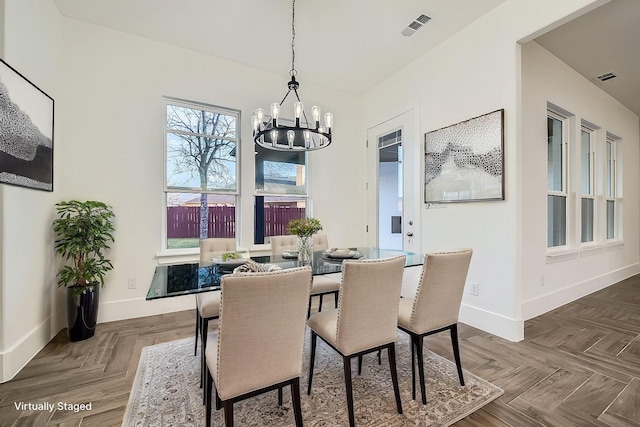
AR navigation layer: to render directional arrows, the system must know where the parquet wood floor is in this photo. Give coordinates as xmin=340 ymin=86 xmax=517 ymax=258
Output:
xmin=1 ymin=275 xmax=639 ymax=426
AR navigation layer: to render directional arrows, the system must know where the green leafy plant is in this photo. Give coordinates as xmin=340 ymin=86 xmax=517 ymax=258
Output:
xmin=287 ymin=217 xmax=323 ymax=238
xmin=221 ymin=252 xmax=241 ymax=261
xmin=53 ymin=200 xmax=115 ymax=289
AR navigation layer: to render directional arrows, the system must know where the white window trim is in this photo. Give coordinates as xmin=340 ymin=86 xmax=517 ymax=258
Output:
xmin=579 ymin=125 xmax=597 ymax=247
xmin=547 ymin=110 xmax=569 ymax=251
xmin=605 ymin=135 xmax=622 ymax=243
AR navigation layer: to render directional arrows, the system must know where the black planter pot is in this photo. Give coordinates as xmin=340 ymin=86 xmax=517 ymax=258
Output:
xmin=66 ymin=283 xmax=100 ymax=342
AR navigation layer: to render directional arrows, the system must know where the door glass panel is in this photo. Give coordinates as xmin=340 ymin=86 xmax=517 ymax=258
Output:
xmin=378 ymin=130 xmax=402 ymax=250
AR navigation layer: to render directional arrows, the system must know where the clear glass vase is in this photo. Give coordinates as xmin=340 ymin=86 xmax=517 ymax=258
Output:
xmin=297 ymin=235 xmax=313 ymax=264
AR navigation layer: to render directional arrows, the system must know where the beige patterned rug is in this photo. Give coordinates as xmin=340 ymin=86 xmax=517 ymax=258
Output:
xmin=123 ymin=332 xmax=502 ymax=426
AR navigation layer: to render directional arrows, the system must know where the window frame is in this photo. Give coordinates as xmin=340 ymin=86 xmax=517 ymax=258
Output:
xmin=547 ymin=110 xmax=569 ymax=250
xmin=579 ymin=125 xmax=596 ymax=245
xmin=163 ymin=97 xmax=241 ymax=250
xmin=605 ymin=135 xmax=621 ymax=242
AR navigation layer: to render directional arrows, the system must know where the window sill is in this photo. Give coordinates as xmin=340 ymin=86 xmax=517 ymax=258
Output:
xmin=156 ymin=246 xmax=250 ymax=265
xmin=580 ymin=244 xmax=605 ymax=257
xmin=546 ymin=248 xmax=579 ymax=264
xmin=605 ymin=240 xmax=624 ymax=251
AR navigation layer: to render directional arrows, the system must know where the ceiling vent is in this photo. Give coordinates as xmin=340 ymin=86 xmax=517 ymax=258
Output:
xmin=401 ymin=14 xmax=431 ymax=37
xmin=597 ymin=72 xmax=618 ymax=82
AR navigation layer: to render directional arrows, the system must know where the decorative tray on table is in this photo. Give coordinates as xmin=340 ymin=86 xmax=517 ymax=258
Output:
xmin=281 ymin=250 xmax=300 ymax=259
xmin=322 ymin=249 xmax=363 ymax=260
xmin=212 ymin=256 xmax=248 ymax=268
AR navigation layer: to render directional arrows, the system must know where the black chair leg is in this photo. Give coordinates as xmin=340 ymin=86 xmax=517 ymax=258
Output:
xmin=223 ymin=400 xmax=234 ymax=427
xmin=415 ymin=335 xmax=427 ymax=404
xmin=378 ymin=349 xmax=381 ymax=365
xmin=195 ymin=310 xmax=200 ymax=356
xmin=291 ymin=378 xmax=304 ymax=427
xmin=387 ymin=344 xmax=403 ymax=414
xmin=450 ymin=324 xmax=465 ymax=386
xmin=343 ymin=356 xmax=356 ymax=427
xmin=205 ymin=368 xmax=213 ymax=427
xmin=357 ymin=355 xmax=363 ymax=375
xmin=201 ymin=318 xmax=209 ymax=403
xmin=278 ymin=387 xmax=283 ymax=406
xmin=334 ymin=291 xmax=338 ymax=308
xmin=410 ymin=334 xmax=417 ymax=401
xmin=307 ymin=296 xmax=312 ymax=319
xmin=318 ymin=294 xmax=324 ymax=312
xmin=307 ymin=331 xmax=317 ymax=395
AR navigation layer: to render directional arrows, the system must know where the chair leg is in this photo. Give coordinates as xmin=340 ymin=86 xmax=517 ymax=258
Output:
xmin=205 ymin=367 xmax=213 ymax=427
xmin=307 ymin=296 xmax=312 ymax=319
xmin=291 ymin=377 xmax=304 ymax=427
xmin=450 ymin=324 xmax=465 ymax=386
xmin=343 ymin=356 xmax=356 ymax=427
xmin=357 ymin=355 xmax=363 ymax=375
xmin=215 ymin=385 xmax=222 ymax=410
xmin=307 ymin=331 xmax=317 ymax=395
xmin=410 ymin=334 xmax=417 ymax=401
xmin=278 ymin=387 xmax=283 ymax=406
xmin=415 ymin=335 xmax=427 ymax=404
xmin=387 ymin=344 xmax=403 ymax=415
xmin=378 ymin=349 xmax=381 ymax=365
xmin=223 ymin=400 xmax=234 ymax=427
xmin=318 ymin=294 xmax=324 ymax=312
xmin=334 ymin=291 xmax=338 ymax=308
xmin=195 ymin=309 xmax=200 ymax=356
xmin=201 ymin=318 xmax=209 ymax=404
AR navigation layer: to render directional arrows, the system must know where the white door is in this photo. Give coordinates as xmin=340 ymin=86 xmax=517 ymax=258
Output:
xmin=366 ymin=110 xmax=420 ymax=252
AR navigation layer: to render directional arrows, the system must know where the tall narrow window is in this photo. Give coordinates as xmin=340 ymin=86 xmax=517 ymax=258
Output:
xmin=605 ymin=136 xmax=619 ymax=240
xmin=164 ymin=98 xmax=240 ymax=249
xmin=547 ymin=112 xmax=567 ymax=248
xmin=580 ymin=127 xmax=595 ymax=243
xmin=254 ymin=141 xmax=308 ymax=244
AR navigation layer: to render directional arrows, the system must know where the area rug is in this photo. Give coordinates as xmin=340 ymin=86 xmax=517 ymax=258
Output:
xmin=123 ymin=332 xmax=502 ymax=426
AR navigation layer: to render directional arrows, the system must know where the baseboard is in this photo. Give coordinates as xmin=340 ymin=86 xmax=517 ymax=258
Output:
xmin=459 ymin=304 xmax=524 ymax=342
xmin=522 ymin=263 xmax=640 ymax=321
xmin=0 ymin=316 xmax=57 ymax=383
xmin=97 ymin=295 xmax=196 ymax=323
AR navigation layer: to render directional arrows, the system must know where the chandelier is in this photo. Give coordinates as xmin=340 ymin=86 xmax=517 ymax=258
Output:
xmin=252 ymin=0 xmax=333 ymax=151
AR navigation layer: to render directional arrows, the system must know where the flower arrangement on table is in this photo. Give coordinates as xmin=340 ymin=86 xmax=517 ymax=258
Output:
xmin=287 ymin=217 xmax=323 ymax=262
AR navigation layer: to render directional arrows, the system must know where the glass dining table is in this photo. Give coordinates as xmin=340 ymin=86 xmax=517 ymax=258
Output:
xmin=146 ymin=247 xmax=424 ymax=300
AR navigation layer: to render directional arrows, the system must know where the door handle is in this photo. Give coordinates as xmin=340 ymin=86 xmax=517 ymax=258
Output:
xmin=406 ymin=232 xmax=414 ymax=237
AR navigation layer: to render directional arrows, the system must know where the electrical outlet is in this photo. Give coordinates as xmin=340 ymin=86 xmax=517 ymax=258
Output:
xmin=470 ymin=282 xmax=479 ymax=296
xmin=128 ymin=277 xmax=137 ymax=289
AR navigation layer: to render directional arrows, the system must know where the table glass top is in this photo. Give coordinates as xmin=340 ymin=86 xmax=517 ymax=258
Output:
xmin=146 ymin=247 xmax=423 ymax=300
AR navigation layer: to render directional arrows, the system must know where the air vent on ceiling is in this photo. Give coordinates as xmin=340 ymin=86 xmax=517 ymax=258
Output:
xmin=597 ymin=72 xmax=617 ymax=82
xmin=401 ymin=14 xmax=431 ymax=37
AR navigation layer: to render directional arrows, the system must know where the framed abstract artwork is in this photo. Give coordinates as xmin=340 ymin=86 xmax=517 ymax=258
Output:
xmin=424 ymin=109 xmax=504 ymax=203
xmin=0 ymin=59 xmax=54 ymax=191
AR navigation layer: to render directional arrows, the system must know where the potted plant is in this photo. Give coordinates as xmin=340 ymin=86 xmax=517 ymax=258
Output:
xmin=53 ymin=200 xmax=115 ymax=342
xmin=287 ymin=217 xmax=323 ymax=263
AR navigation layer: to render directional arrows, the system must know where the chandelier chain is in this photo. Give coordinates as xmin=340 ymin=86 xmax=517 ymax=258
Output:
xmin=290 ymin=0 xmax=296 ymax=76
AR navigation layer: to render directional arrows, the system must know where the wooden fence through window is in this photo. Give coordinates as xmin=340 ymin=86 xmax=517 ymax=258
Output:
xmin=167 ymin=206 xmax=305 ymax=238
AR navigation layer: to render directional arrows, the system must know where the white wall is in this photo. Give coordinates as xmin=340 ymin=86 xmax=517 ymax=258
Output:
xmin=0 ymin=1 xmax=362 ymax=382
xmin=361 ymin=0 xmax=607 ymax=341
xmin=0 ymin=0 xmax=64 ymax=382
xmin=520 ymin=41 xmax=640 ymax=319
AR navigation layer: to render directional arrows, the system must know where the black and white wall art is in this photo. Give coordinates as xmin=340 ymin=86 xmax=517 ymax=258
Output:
xmin=424 ymin=109 xmax=504 ymax=203
xmin=0 ymin=59 xmax=54 ymax=191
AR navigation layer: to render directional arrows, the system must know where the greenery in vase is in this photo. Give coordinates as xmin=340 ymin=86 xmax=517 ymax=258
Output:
xmin=53 ymin=200 xmax=115 ymax=290
xmin=287 ymin=217 xmax=323 ymax=238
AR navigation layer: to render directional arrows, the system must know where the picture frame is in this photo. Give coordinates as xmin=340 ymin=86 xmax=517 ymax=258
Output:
xmin=0 ymin=58 xmax=54 ymax=191
xmin=424 ymin=109 xmax=504 ymax=203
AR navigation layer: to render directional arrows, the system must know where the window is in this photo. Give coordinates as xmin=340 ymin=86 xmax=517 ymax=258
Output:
xmin=164 ymin=98 xmax=240 ymax=249
xmin=254 ymin=143 xmax=308 ymax=244
xmin=580 ymin=127 xmax=595 ymax=243
xmin=547 ymin=111 xmax=567 ymax=248
xmin=605 ymin=136 xmax=620 ymax=240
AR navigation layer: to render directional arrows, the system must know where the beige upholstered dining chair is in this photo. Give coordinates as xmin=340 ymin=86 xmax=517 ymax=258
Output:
xmin=270 ymin=233 xmax=340 ymax=318
xmin=307 ymin=255 xmax=406 ymax=427
xmin=397 ymin=249 xmax=473 ymax=404
xmin=204 ymin=267 xmax=312 ymax=427
xmin=196 ymin=238 xmax=237 ymax=396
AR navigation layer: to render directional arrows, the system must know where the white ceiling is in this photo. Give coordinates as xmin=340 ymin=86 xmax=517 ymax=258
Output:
xmin=535 ymin=0 xmax=640 ymax=117
xmin=52 ymin=0 xmax=507 ymax=95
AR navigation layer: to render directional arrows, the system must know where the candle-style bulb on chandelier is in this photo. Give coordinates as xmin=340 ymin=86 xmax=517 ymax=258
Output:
xmin=252 ymin=0 xmax=333 ymax=151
